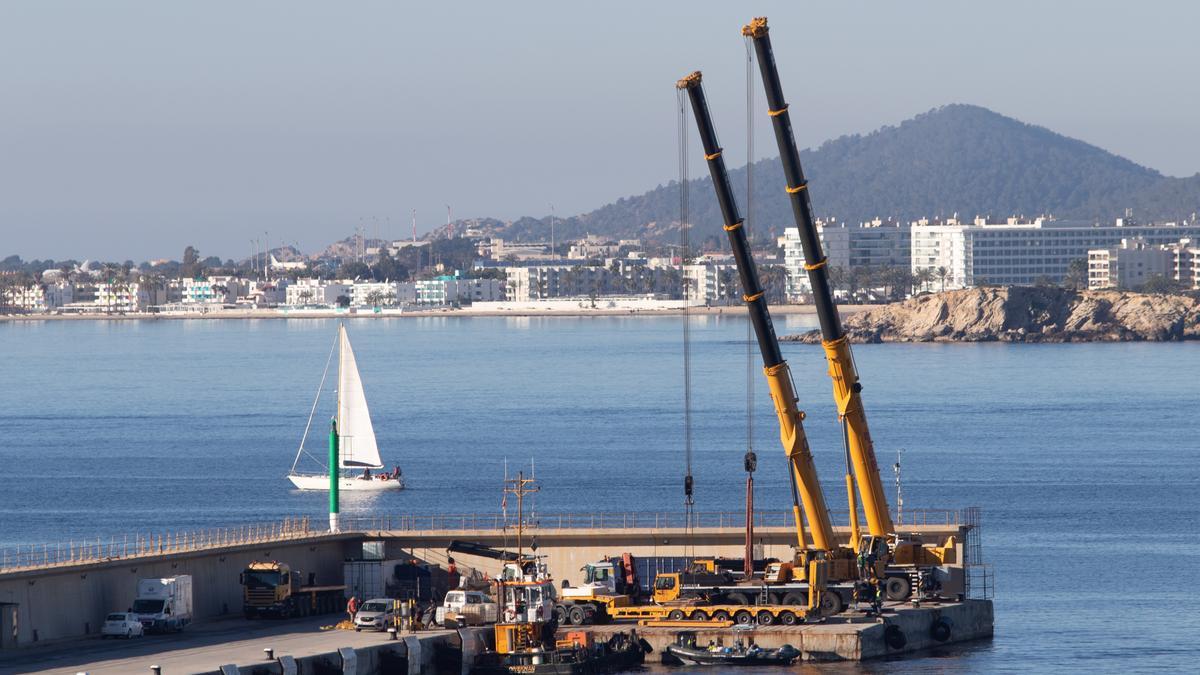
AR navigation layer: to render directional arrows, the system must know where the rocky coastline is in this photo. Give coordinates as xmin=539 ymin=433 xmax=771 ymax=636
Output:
xmin=784 ymin=287 xmax=1200 ymax=343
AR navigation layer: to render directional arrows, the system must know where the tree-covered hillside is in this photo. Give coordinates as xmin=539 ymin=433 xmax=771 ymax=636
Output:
xmin=442 ymin=104 xmax=1200 ymax=248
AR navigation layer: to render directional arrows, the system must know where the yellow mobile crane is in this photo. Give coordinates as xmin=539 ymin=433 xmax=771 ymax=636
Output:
xmin=676 ymin=72 xmax=857 ymax=599
xmin=741 ymin=17 xmax=956 ymax=592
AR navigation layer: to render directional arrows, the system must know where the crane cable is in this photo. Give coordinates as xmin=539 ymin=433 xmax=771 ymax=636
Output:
xmin=745 ymin=36 xmax=757 ymax=471
xmin=678 ymin=88 xmax=695 ymax=546
xmin=743 ymin=35 xmax=759 ymax=575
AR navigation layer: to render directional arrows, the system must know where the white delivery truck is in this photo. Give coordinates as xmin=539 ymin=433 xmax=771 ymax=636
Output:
xmin=132 ymin=575 xmax=193 ymax=633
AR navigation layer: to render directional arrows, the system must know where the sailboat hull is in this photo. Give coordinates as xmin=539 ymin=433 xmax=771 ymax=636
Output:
xmin=287 ymin=473 xmax=405 ymax=492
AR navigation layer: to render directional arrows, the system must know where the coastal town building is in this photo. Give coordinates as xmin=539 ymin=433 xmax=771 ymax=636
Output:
xmin=1089 ymin=237 xmax=1200 ymax=290
xmin=415 ymin=277 xmax=503 ymax=305
xmin=1 ymin=284 xmax=47 ymax=312
xmin=285 ymin=279 xmax=351 ymax=306
xmin=94 ymin=281 xmax=153 ymax=313
xmin=781 ymin=219 xmax=911 ymax=301
xmin=567 ymin=235 xmax=622 ymax=260
xmin=181 ymin=277 xmax=240 ymax=305
xmin=683 ymin=263 xmax=740 ymax=304
xmin=911 ymin=217 xmax=1200 ymax=289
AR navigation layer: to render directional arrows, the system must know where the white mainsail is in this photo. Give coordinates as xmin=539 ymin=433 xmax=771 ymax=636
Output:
xmin=337 ymin=325 xmax=384 ymax=469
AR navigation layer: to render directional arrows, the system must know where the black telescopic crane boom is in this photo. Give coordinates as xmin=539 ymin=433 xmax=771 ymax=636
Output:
xmin=676 ymin=71 xmax=837 ymax=554
xmin=743 ymin=16 xmax=894 ymax=538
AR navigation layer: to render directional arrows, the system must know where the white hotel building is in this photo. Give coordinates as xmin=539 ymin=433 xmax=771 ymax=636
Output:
xmin=781 ymin=219 xmax=911 ymax=300
xmin=910 ymin=217 xmax=1200 ymax=289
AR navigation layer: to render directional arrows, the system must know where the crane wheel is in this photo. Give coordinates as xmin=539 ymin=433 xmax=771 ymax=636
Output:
xmin=734 ymin=610 xmax=754 ymax=626
xmin=756 ymin=610 xmax=775 ymax=626
xmin=667 ymin=609 xmax=686 ymax=621
xmin=769 ymin=592 xmax=785 ymax=605
xmin=779 ymin=611 xmax=798 ymax=626
xmin=930 ymin=618 xmax=952 ymax=642
xmin=689 ymin=609 xmax=709 ymax=621
xmin=885 ymin=576 xmax=912 ymax=601
xmin=568 ymin=606 xmax=587 ymax=626
xmin=884 ymin=624 xmax=907 ymax=649
xmin=711 ymin=610 xmax=731 ymax=622
xmin=727 ymin=593 xmax=750 ymax=605
xmin=820 ymin=592 xmax=845 ymax=615
xmin=781 ymin=592 xmax=805 ymax=605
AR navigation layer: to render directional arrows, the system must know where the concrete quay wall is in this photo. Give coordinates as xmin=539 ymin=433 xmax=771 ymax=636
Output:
xmin=0 ymin=534 xmax=362 ymax=646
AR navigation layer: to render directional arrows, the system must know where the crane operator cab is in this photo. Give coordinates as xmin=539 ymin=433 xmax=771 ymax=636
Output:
xmin=857 ymin=536 xmax=890 ymax=580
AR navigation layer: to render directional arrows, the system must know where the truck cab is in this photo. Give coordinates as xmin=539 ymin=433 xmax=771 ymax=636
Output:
xmin=240 ymin=562 xmax=293 ymax=617
xmin=561 ymin=561 xmax=619 ymax=599
xmin=133 ymin=576 xmax=192 ymax=633
xmin=652 ymin=573 xmax=681 ymax=604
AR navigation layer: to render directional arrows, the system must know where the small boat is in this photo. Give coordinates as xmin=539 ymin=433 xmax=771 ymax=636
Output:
xmin=663 ymin=631 xmax=799 ymax=667
xmin=287 ymin=324 xmax=404 ymax=492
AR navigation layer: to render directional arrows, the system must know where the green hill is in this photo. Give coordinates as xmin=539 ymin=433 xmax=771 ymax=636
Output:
xmin=448 ymin=104 xmax=1200 ymax=248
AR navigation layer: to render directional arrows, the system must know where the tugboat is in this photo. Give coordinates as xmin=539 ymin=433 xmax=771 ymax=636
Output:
xmin=470 ymin=472 xmax=650 ymax=674
xmin=663 ymin=631 xmax=800 ymax=667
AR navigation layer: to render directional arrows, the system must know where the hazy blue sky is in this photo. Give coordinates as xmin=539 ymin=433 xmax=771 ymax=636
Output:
xmin=2 ymin=1 xmax=1198 ymax=261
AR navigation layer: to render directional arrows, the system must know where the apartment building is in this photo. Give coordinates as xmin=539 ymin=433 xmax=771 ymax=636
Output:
xmin=912 ymin=217 xmax=1200 ymax=289
xmin=1089 ymin=237 xmax=1200 ymax=290
xmin=781 ymin=219 xmax=911 ymax=300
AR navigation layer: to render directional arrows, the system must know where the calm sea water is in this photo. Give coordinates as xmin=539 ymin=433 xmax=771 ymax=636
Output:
xmin=1 ymin=316 xmax=1198 ymax=672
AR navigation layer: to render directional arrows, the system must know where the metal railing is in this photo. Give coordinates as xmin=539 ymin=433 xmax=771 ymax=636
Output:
xmin=966 ymin=563 xmax=995 ymax=600
xmin=0 ymin=517 xmax=313 ymax=574
xmin=341 ymin=508 xmax=966 ymax=533
xmin=0 ymin=508 xmax=975 ymax=575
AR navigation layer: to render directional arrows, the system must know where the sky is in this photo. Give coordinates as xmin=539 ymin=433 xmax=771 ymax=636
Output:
xmin=2 ymin=0 xmax=1198 ymax=262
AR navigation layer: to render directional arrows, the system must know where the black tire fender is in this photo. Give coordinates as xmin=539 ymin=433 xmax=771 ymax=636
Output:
xmin=930 ymin=617 xmax=953 ymax=642
xmin=884 ymin=624 xmax=907 ymax=649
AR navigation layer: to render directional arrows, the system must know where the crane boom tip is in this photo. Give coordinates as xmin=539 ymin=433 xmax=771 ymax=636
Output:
xmin=676 ymin=71 xmax=702 ymax=90
xmin=742 ymin=16 xmax=769 ymax=38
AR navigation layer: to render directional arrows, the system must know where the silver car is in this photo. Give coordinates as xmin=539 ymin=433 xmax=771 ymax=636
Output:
xmin=353 ymin=599 xmax=397 ymax=632
xmin=101 ymin=612 xmax=145 ymax=639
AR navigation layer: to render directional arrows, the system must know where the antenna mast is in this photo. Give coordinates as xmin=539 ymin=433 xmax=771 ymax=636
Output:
xmin=504 ymin=471 xmax=539 ymax=558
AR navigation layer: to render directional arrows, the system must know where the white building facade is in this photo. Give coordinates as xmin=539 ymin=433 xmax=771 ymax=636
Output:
xmin=912 ymin=217 xmax=1200 ymax=289
xmin=782 ymin=219 xmax=911 ymax=301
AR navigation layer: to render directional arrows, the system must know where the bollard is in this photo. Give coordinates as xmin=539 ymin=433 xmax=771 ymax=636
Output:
xmin=151 ymin=666 xmax=162 ymax=675
xmin=264 ymin=647 xmax=274 ymax=660
xmin=387 ymin=627 xmax=397 ymax=641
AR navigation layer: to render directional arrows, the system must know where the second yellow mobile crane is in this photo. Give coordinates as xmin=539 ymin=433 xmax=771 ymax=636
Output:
xmin=676 ymin=72 xmax=858 ymax=596
xmin=741 ymin=16 xmax=956 ymax=590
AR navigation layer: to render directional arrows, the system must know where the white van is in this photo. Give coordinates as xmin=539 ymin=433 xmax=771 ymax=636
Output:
xmin=437 ymin=590 xmax=498 ymax=627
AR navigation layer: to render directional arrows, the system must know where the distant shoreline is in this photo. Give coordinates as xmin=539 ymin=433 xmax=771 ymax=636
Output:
xmin=0 ymin=304 xmax=873 ymax=322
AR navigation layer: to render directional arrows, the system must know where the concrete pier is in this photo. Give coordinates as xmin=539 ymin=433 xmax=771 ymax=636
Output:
xmin=0 ymin=509 xmax=988 ymax=671
xmin=583 ymin=599 xmax=994 ymax=662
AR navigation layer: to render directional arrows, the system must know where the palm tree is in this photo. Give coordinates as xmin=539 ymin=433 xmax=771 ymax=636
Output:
xmin=915 ymin=267 xmax=935 ymax=293
xmin=936 ymin=266 xmax=949 ymax=292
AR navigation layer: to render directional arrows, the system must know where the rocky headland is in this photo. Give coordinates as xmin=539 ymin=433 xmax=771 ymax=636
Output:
xmin=784 ymin=287 xmax=1200 ymax=343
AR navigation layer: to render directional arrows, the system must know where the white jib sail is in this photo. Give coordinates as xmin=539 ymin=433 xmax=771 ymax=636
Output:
xmin=337 ymin=325 xmax=384 ymax=469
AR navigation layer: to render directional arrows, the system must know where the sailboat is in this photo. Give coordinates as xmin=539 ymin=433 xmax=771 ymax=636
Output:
xmin=287 ymin=324 xmax=405 ymax=491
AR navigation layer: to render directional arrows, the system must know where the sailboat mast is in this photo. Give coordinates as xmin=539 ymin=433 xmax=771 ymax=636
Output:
xmin=330 ymin=323 xmax=344 ymax=532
